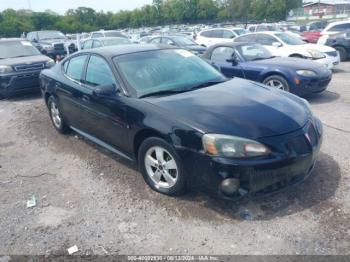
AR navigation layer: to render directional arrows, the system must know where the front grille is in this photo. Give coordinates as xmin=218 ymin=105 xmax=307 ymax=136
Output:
xmin=14 ymin=63 xmax=45 ymax=72
xmin=54 ymin=43 xmax=65 ymax=50
xmin=325 ymin=51 xmax=338 ymax=57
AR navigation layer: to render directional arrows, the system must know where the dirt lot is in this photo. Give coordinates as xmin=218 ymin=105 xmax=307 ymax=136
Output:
xmin=1 ymin=63 xmax=350 ymax=256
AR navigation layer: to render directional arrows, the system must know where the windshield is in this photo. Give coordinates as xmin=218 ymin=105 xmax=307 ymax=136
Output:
xmin=38 ymin=31 xmax=65 ymax=40
xmin=233 ymin=29 xmax=249 ymax=35
xmin=236 ymin=44 xmax=273 ymax=61
xmin=174 ymin=36 xmax=197 ymax=46
xmin=102 ymin=38 xmax=131 ymax=46
xmin=275 ymin=33 xmax=305 ymax=45
xmin=0 ymin=41 xmax=41 ymax=59
xmin=115 ymin=49 xmax=225 ymax=98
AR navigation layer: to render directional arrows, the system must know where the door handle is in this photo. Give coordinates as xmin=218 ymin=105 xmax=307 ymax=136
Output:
xmin=82 ymin=95 xmax=90 ymax=102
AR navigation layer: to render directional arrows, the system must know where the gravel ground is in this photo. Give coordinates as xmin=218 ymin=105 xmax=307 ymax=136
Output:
xmin=0 ymin=62 xmax=350 ymax=256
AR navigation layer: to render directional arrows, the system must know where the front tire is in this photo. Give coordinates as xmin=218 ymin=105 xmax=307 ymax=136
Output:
xmin=263 ymin=75 xmax=290 ymax=92
xmin=47 ymin=96 xmax=69 ymax=134
xmin=138 ymin=137 xmax=187 ymax=196
xmin=335 ymin=46 xmax=347 ymax=61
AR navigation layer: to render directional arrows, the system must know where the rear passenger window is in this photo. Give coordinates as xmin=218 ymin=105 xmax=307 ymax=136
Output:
xmin=65 ymin=55 xmax=87 ymax=82
xmin=92 ymin=40 xmax=102 ymax=48
xmin=85 ymin=55 xmax=116 ymax=87
xmin=150 ymin=37 xmax=161 ymax=44
xmin=223 ymin=30 xmax=235 ymax=39
xmin=329 ymin=23 xmax=350 ymax=32
xmin=83 ymin=40 xmax=93 ymax=49
xmin=255 ymin=34 xmax=276 ymax=46
xmin=235 ymin=34 xmax=256 ymax=42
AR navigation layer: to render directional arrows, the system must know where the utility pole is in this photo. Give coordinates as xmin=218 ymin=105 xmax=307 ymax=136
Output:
xmin=27 ymin=0 xmax=32 ymax=10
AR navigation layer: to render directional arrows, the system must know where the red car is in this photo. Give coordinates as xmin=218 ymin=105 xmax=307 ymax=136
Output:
xmin=302 ymin=31 xmax=322 ymax=43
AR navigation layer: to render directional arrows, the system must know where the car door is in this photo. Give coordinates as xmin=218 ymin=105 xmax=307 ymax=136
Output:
xmin=56 ymin=54 xmax=89 ymax=130
xmin=80 ymin=54 xmax=130 ymax=152
xmin=210 ymin=46 xmax=245 ymax=78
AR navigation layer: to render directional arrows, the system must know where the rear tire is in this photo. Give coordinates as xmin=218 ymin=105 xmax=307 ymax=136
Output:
xmin=335 ymin=46 xmax=347 ymax=61
xmin=263 ymin=75 xmax=290 ymax=92
xmin=138 ymin=137 xmax=187 ymax=196
xmin=47 ymin=96 xmax=69 ymax=134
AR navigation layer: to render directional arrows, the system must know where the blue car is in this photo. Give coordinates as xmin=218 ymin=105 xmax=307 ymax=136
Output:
xmin=202 ymin=42 xmax=332 ymax=96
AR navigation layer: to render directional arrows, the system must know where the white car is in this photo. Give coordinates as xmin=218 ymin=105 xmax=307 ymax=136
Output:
xmin=235 ymin=32 xmax=340 ymax=69
xmin=318 ymin=20 xmax=350 ymax=45
xmin=195 ymin=28 xmax=249 ymax=47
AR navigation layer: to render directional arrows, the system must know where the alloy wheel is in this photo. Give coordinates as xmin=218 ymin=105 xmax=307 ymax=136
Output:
xmin=144 ymin=146 xmax=178 ymax=189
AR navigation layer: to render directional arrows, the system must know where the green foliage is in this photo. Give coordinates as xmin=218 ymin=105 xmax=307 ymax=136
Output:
xmin=0 ymin=0 xmax=302 ymax=37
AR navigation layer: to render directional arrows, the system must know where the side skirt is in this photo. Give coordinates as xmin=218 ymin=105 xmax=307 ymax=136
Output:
xmin=70 ymin=126 xmax=134 ymax=162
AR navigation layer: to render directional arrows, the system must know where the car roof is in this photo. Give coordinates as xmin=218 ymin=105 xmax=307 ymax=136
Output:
xmin=78 ymin=44 xmax=177 ymax=57
xmin=0 ymin=38 xmax=28 ymax=42
xmin=93 ymin=37 xmax=129 ymax=41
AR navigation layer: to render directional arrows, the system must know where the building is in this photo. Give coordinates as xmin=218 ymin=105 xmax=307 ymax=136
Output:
xmin=303 ymin=0 xmax=350 ymax=16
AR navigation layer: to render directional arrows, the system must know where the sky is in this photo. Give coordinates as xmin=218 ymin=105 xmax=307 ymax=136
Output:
xmin=0 ymin=0 xmax=153 ymax=14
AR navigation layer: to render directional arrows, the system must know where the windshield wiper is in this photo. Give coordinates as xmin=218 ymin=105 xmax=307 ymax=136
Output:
xmin=187 ymin=79 xmax=227 ymax=91
xmin=140 ymin=89 xmax=187 ymax=98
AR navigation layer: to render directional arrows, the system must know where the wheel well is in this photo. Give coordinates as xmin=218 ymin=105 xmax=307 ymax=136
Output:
xmin=262 ymin=72 xmax=287 ymax=83
xmin=289 ymin=54 xmax=303 ymax=58
xmin=44 ymin=92 xmax=51 ymax=106
xmin=133 ymin=129 xmax=168 ymax=161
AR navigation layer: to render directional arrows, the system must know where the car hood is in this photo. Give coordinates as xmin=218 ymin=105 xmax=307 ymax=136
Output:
xmin=292 ymin=43 xmax=335 ymax=52
xmin=0 ymin=55 xmax=51 ymax=66
xmin=144 ymin=78 xmax=310 ymax=139
xmin=252 ymin=57 xmax=331 ymax=73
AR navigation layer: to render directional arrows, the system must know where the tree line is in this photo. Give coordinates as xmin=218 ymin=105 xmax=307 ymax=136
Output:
xmin=0 ymin=0 xmax=302 ymax=37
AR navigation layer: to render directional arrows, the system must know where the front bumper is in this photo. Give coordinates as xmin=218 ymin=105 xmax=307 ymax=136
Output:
xmin=292 ymin=73 xmax=332 ymax=96
xmin=315 ymin=53 xmax=340 ymax=69
xmin=0 ymin=70 xmax=43 ymax=97
xmin=180 ymin=119 xmax=322 ymax=200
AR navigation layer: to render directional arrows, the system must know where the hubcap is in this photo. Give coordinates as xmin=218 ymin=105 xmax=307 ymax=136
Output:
xmin=144 ymin=146 xmax=178 ymax=189
xmin=266 ymin=79 xmax=287 ymax=91
xmin=50 ymin=102 xmax=62 ymax=128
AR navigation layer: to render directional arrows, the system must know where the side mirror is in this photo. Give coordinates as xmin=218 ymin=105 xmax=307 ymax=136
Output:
xmin=272 ymin=42 xmax=282 ymax=48
xmin=226 ymin=53 xmax=239 ymax=65
xmin=93 ymin=84 xmax=117 ymax=97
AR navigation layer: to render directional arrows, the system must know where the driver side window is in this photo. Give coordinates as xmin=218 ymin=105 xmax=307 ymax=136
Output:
xmin=211 ymin=47 xmax=234 ymax=63
xmin=85 ymin=55 xmax=117 ymax=87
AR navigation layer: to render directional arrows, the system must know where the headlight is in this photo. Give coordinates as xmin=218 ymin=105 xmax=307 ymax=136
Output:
xmin=307 ymin=49 xmax=326 ymax=59
xmin=45 ymin=59 xmax=56 ymax=68
xmin=202 ymin=134 xmax=270 ymax=158
xmin=296 ymin=70 xmax=317 ymax=77
xmin=0 ymin=65 xmax=13 ymax=74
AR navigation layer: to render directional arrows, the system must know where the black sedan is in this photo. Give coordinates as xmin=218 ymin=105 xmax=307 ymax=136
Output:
xmin=325 ymin=30 xmax=350 ymax=61
xmin=0 ymin=39 xmax=55 ymax=99
xmin=202 ymin=42 xmax=332 ymax=96
xmin=40 ymin=45 xmax=323 ymax=199
xmin=147 ymin=35 xmax=206 ymax=55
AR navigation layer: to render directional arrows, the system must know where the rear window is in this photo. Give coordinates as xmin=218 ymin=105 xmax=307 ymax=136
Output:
xmin=0 ymin=41 xmax=41 ymax=59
